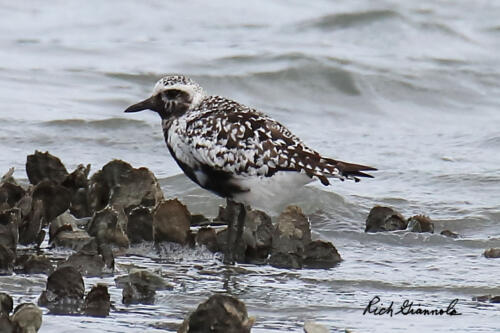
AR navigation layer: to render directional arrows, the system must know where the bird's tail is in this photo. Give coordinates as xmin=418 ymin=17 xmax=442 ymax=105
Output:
xmin=314 ymin=157 xmax=377 ymax=185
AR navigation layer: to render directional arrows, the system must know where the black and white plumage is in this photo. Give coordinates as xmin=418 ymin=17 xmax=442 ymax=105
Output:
xmin=125 ymin=75 xmax=376 ymax=212
xmin=125 ymin=75 xmax=376 ymax=263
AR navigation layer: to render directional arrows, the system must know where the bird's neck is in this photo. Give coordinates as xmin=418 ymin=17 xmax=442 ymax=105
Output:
xmin=161 ymin=117 xmax=176 ymax=133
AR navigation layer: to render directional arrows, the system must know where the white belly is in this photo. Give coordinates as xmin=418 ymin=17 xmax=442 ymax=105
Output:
xmin=231 ymin=171 xmax=313 ymax=213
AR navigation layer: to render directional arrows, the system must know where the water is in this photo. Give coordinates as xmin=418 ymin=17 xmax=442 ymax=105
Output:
xmin=1 ymin=0 xmax=500 ymax=332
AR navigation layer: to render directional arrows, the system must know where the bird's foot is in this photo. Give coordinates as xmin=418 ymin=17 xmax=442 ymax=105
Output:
xmin=222 ymin=200 xmax=248 ymax=265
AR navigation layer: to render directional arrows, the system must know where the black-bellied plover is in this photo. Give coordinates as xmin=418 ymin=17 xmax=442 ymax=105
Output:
xmin=125 ymin=75 xmax=376 ymax=263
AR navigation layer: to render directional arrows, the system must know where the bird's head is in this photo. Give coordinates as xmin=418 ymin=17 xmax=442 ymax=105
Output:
xmin=124 ymin=75 xmax=205 ymax=118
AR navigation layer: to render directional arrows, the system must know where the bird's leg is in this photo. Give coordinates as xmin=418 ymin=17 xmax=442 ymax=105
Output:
xmin=233 ymin=202 xmax=246 ymax=262
xmin=223 ymin=199 xmax=236 ymax=265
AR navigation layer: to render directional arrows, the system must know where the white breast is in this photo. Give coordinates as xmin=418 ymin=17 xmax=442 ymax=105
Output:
xmin=166 ymin=118 xmax=198 ymax=168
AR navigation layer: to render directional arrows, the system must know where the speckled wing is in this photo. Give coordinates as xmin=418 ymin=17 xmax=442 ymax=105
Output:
xmin=173 ymin=96 xmax=375 ymax=185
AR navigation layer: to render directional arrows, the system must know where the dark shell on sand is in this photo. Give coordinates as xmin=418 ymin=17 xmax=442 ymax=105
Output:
xmin=484 ymin=248 xmax=500 ymax=258
xmin=38 ymin=266 xmax=85 ymax=315
xmin=116 ymin=269 xmax=172 ymax=305
xmin=365 ymin=206 xmax=407 ymax=232
xmin=153 ymin=199 xmax=191 ymax=245
xmin=269 ymin=206 xmax=311 ymax=269
xmin=26 ymin=151 xmax=68 ymax=185
xmin=83 ymin=284 xmax=111 ymax=317
xmin=178 ymin=294 xmax=254 ymax=333
xmin=88 ymin=159 xmax=164 ymax=214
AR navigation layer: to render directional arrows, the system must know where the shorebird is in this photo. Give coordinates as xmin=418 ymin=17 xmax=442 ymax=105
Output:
xmin=124 ymin=75 xmax=376 ymax=263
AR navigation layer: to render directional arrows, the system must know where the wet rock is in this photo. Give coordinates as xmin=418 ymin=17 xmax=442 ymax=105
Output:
xmin=472 ymin=295 xmax=500 ymax=303
xmin=87 ymin=206 xmax=129 ymax=248
xmin=0 ymin=315 xmax=14 ymax=333
xmin=483 ymin=248 xmax=500 ymax=258
xmin=153 ymin=199 xmax=191 ymax=245
xmin=38 ymin=266 xmax=85 ymax=314
xmin=178 ymin=294 xmax=254 ymax=333
xmin=0 ymin=208 xmax=19 ymax=252
xmin=116 ymin=269 xmax=172 ymax=305
xmin=304 ymin=320 xmax=329 ymax=333
xmin=32 ymin=180 xmax=71 ymax=224
xmin=88 ymin=160 xmax=163 ymax=214
xmin=62 ymin=164 xmax=90 ymax=191
xmin=59 ymin=241 xmax=114 ymax=277
xmin=47 ymin=210 xmax=73 ymax=236
xmin=26 ymin=151 xmax=68 ymax=185
xmin=0 ymin=182 xmax=25 ymax=209
xmin=83 ymin=284 xmax=111 ymax=317
xmin=99 ymin=243 xmax=115 ymax=271
xmin=60 ymin=251 xmax=106 ymax=277
xmin=190 ymin=213 xmax=211 ymax=227
xmin=15 ymin=254 xmax=54 ymax=275
xmin=17 ymin=180 xmax=69 ymax=246
xmin=0 ymin=292 xmax=13 ymax=315
xmin=63 ymin=164 xmax=92 ymax=218
xmin=244 ymin=209 xmax=273 ymax=263
xmin=0 ymin=202 xmax=9 ymax=213
xmin=70 ymin=188 xmax=91 ymax=219
xmin=407 ymin=215 xmax=434 ymax=233
xmin=52 ymin=225 xmax=93 ymax=250
xmin=0 ymin=292 xmax=14 ymax=333
xmin=0 ymin=244 xmax=15 ymax=275
xmin=59 ymin=238 xmax=114 ymax=276
xmin=1 ymin=168 xmax=16 ymax=184
xmin=121 ymin=282 xmax=155 ymax=305
xmin=11 ymin=303 xmax=42 ymax=333
xmin=472 ymin=295 xmax=490 ymax=302
xmin=35 ymin=230 xmax=46 ymax=248
xmin=269 ymin=206 xmax=311 ymax=269
xmin=15 ymin=195 xmax=32 ymax=219
xmin=365 ymin=206 xmax=407 ymax=232
xmin=124 ymin=268 xmax=172 ymax=291
xmin=0 ymin=293 xmax=13 ymax=333
xmin=196 ymin=227 xmax=219 ymax=252
xmin=78 ymin=238 xmax=103 ymax=258
xmin=17 ymin=199 xmax=43 ymax=246
xmin=303 ymin=240 xmax=342 ymax=269
xmin=440 ymin=229 xmax=460 ymax=238
xmin=49 ymin=212 xmax=92 ymax=250
xmin=127 ymin=206 xmax=153 ymax=243
xmin=440 ymin=229 xmax=459 ymax=239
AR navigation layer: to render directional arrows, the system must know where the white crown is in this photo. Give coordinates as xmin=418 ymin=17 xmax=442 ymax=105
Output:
xmin=153 ymin=75 xmax=206 ymax=109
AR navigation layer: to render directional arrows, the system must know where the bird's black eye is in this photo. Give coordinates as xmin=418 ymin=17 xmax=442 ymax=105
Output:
xmin=165 ymin=89 xmax=180 ymax=99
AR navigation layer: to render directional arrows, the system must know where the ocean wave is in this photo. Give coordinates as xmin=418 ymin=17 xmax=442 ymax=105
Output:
xmin=431 ymin=173 xmax=500 ymax=186
xmin=104 ymin=72 xmax=165 ymax=86
xmin=195 ymin=58 xmax=362 ymax=100
xmin=417 ymin=21 xmax=472 ymax=41
xmin=478 ymin=135 xmax=500 ymax=148
xmin=297 ymin=9 xmax=401 ymax=30
xmin=41 ymin=117 xmax=151 ymax=130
